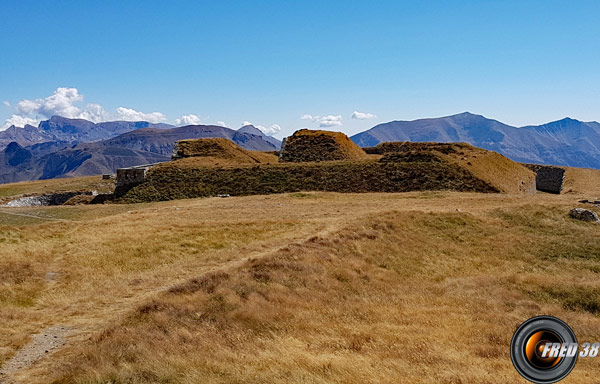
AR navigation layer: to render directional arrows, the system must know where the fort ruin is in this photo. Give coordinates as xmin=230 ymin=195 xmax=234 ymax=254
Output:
xmin=114 ymin=130 xmax=545 ymax=201
xmin=522 ymin=163 xmax=566 ymax=194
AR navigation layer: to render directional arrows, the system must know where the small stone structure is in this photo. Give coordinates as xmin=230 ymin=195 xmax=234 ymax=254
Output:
xmin=115 ymin=164 xmax=159 ymax=196
xmin=522 ymin=164 xmax=565 ymax=194
xmin=116 ymin=166 xmax=150 ymax=187
xmin=569 ymin=208 xmax=599 ymax=222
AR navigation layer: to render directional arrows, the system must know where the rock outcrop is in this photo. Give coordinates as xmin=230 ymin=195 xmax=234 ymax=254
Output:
xmin=569 ymin=208 xmax=599 ymax=222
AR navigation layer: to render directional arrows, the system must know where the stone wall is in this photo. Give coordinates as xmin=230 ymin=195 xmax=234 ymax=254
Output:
xmin=522 ymin=163 xmax=565 ymax=194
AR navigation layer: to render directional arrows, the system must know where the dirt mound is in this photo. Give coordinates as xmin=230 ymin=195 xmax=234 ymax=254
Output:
xmin=172 ymin=138 xmax=275 ymax=164
xmin=367 ymin=141 xmax=535 ymax=194
xmin=279 ymin=129 xmax=368 ymax=162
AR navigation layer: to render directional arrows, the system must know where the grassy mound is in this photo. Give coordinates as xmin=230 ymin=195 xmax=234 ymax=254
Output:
xmin=172 ymin=138 xmax=276 ymax=164
xmin=279 ymin=129 xmax=369 ymax=162
xmin=118 ymin=159 xmax=498 ymax=202
xmin=366 ymin=142 xmax=535 ymax=194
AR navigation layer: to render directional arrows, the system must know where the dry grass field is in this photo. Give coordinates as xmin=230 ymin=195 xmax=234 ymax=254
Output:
xmin=0 ymin=176 xmax=115 ymax=204
xmin=0 ymin=173 xmax=599 ymax=383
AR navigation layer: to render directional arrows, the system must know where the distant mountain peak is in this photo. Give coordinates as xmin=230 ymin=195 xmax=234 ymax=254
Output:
xmin=448 ymin=111 xmax=486 ymax=120
xmin=351 ymin=112 xmax=600 ymax=169
xmin=238 ymin=124 xmax=262 ymax=134
xmin=554 ymin=117 xmax=579 ymax=124
xmin=236 ymin=124 xmax=281 ymax=148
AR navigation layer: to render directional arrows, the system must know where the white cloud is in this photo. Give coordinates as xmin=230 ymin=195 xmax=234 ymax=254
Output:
xmin=114 ymin=107 xmax=167 ymax=124
xmin=16 ymin=87 xmax=83 ymax=118
xmin=242 ymin=121 xmax=253 ymax=127
xmin=78 ymin=103 xmax=110 ymax=123
xmin=260 ymin=124 xmax=281 ymax=135
xmin=301 ymin=114 xmax=343 ymax=127
xmin=4 ymin=115 xmax=39 ymax=128
xmin=3 ymin=101 xmax=10 ymax=107
xmin=216 ymin=121 xmax=230 ymax=128
xmin=351 ymin=111 xmax=376 ymax=120
xmin=175 ymin=114 xmax=201 ymax=126
xmin=3 ymin=87 xmax=168 ymax=129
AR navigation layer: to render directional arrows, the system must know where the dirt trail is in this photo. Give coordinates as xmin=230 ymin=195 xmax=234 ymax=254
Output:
xmin=0 ymin=209 xmax=71 ymax=222
xmin=0 ymin=326 xmax=72 ymax=384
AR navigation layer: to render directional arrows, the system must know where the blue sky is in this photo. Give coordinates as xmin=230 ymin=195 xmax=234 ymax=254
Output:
xmin=1 ymin=0 xmax=599 ymax=138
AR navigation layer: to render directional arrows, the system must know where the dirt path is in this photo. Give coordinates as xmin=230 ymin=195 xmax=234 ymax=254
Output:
xmin=0 ymin=326 xmax=72 ymax=384
xmin=0 ymin=209 xmax=71 ymax=222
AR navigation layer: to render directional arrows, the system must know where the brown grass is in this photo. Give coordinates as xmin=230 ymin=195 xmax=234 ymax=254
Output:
xmin=367 ymin=142 xmax=536 ymax=194
xmin=562 ymin=166 xmax=600 ymax=196
xmin=0 ymin=185 xmax=599 ymax=383
xmin=36 ymin=196 xmax=600 ymax=384
xmin=173 ymin=138 xmax=278 ymax=165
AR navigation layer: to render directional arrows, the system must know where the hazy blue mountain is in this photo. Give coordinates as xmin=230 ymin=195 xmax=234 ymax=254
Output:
xmin=38 ymin=116 xmax=174 ymax=143
xmin=0 ymin=141 xmax=169 ymax=184
xmin=237 ymin=125 xmax=282 ymax=149
xmin=351 ymin=112 xmax=600 ymax=169
xmin=0 ymin=124 xmax=53 ymax=148
xmin=0 ymin=116 xmax=174 ymax=149
xmin=100 ymin=124 xmax=280 ymax=155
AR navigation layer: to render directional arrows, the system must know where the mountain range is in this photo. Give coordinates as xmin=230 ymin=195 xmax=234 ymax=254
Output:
xmin=1 ymin=112 xmax=599 ymax=184
xmin=0 ymin=117 xmax=281 ymax=184
xmin=351 ymin=112 xmax=600 ymax=169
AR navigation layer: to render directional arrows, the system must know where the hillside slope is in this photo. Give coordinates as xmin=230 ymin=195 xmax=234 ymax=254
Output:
xmin=1 ymin=192 xmax=599 ymax=383
xmin=351 ymin=112 xmax=600 ymax=169
xmin=0 ymin=142 xmax=169 ymax=184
